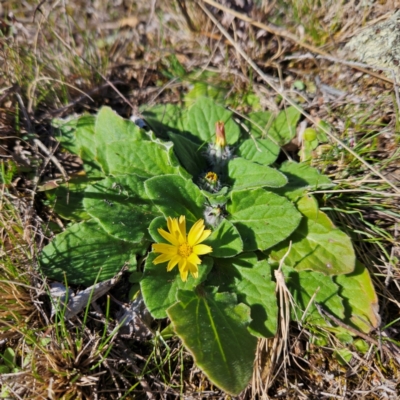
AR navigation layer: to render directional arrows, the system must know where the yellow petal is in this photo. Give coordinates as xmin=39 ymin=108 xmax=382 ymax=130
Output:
xmin=167 ymin=217 xmax=175 ymax=234
xmin=192 ymin=244 xmax=213 ymax=255
xmin=153 ymin=253 xmax=174 ymax=264
xmin=178 ymin=215 xmax=186 ymax=238
xmin=158 ymin=228 xmax=179 ymax=246
xmin=196 ymin=228 xmax=212 ymax=244
xmin=179 ymin=268 xmax=189 ymax=282
xmin=152 ymin=243 xmax=178 ymax=255
xmin=178 ymin=258 xmax=188 ymax=281
xmin=170 ymin=217 xmax=185 ymax=243
xmin=187 ymin=252 xmax=201 ymax=266
xmin=178 ymin=257 xmax=187 ymax=271
xmin=167 ymin=255 xmax=181 ymax=271
xmin=187 ymin=219 xmax=206 ymax=246
xmin=187 ymin=261 xmax=199 ymax=279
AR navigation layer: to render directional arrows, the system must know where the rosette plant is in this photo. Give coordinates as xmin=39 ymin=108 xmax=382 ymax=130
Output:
xmin=40 ymin=97 xmax=379 ymax=395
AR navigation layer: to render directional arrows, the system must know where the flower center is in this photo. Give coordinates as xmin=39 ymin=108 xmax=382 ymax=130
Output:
xmin=178 ymin=242 xmax=192 ymax=258
xmin=205 ymin=171 xmax=218 ymax=183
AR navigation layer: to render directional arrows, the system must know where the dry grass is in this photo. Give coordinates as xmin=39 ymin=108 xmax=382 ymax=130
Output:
xmin=1 ymin=0 xmax=400 ymax=398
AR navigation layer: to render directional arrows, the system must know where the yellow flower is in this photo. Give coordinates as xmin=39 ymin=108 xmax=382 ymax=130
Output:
xmin=152 ymin=216 xmax=213 ymax=282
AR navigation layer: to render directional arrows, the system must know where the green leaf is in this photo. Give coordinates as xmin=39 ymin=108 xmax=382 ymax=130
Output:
xmin=354 ymin=339 xmax=369 ymax=353
xmin=167 ymin=290 xmax=257 ymax=395
xmin=203 ymin=219 xmax=243 ymax=258
xmin=40 ymin=220 xmax=145 ymax=285
xmin=246 ymin=106 xmax=301 ymax=145
xmin=269 ymin=107 xmax=301 ymax=145
xmin=244 ymin=110 xmax=272 ymax=139
xmin=83 ymin=175 xmax=160 ymax=243
xmin=163 ymin=54 xmax=186 ymax=79
xmin=105 ymin=139 xmax=185 ymax=178
xmin=186 ymin=97 xmax=240 ymax=145
xmin=185 ymin=81 xmax=228 ymax=107
xmin=141 ymin=253 xmax=213 ymax=318
xmin=334 ymin=261 xmax=380 ymax=333
xmin=227 ymin=158 xmax=287 ymax=190
xmin=54 ymin=115 xmax=103 ymax=177
xmin=145 ymin=175 xmax=205 ymax=224
xmin=237 ymin=138 xmax=280 ymax=166
xmin=227 ymin=188 xmax=302 ymax=251
xmin=274 ymin=161 xmax=333 ymax=200
xmin=209 ymin=253 xmax=259 ymax=291
xmin=282 ymin=266 xmax=345 ymax=326
xmin=316 ymin=120 xmax=330 ymax=142
xmin=148 ymin=216 xmax=170 ymax=243
xmin=46 ymin=177 xmax=93 ymax=221
xmin=168 ymin=132 xmax=207 ymax=177
xmin=142 ymin=104 xmax=187 ymax=138
xmin=2 ymin=348 xmax=15 ymax=368
xmin=0 ymin=365 xmax=10 ymax=374
xmin=299 ymin=139 xmax=319 ymax=162
xmin=270 ymin=195 xmax=355 ymax=275
xmin=209 ymin=257 xmax=277 ymax=337
xmin=333 ymin=348 xmax=353 ymax=365
xmin=94 ymin=107 xmax=148 ymax=174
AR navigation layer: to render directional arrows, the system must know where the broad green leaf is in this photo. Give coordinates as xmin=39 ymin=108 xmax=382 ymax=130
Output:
xmin=185 ymin=81 xmax=228 ymax=107
xmin=203 ymin=219 xmax=243 ymax=258
xmin=54 ymin=115 xmax=103 ymax=177
xmin=53 ymin=115 xmax=92 ymax=153
xmin=46 ymin=176 xmax=93 ymax=221
xmin=282 ymin=265 xmax=345 ymax=326
xmin=237 ymin=138 xmax=280 ymax=166
xmin=167 ymin=290 xmax=257 ymax=395
xmin=148 ymin=216 xmax=170 ymax=243
xmin=94 ymin=107 xmax=149 ymax=174
xmin=83 ymin=175 xmax=160 ymax=243
xmin=186 ymin=97 xmax=240 ymax=145
xmin=334 ymin=261 xmax=380 ymax=333
xmin=168 ymin=132 xmax=207 ymax=177
xmin=274 ymin=161 xmax=333 ymax=201
xmin=106 ymin=140 xmax=184 ymax=178
xmin=141 ymin=253 xmax=213 ymax=318
xmin=202 ymin=187 xmax=229 ymax=206
xmin=246 ymin=106 xmax=301 ymax=145
xmin=244 ymin=110 xmax=273 ymax=139
xmin=269 ymin=107 xmax=301 ymax=145
xmin=208 ymin=253 xmax=259 ymax=291
xmin=334 ymin=329 xmax=353 ymax=344
xmin=270 ymin=195 xmax=355 ymax=275
xmin=227 ymin=158 xmax=287 ymax=190
xmin=210 ymin=257 xmax=277 ymax=337
xmin=40 ymin=220 xmax=145 ymax=285
xmin=227 ymin=188 xmax=302 ymax=251
xmin=145 ymin=175 xmax=205 ymax=224
xmin=233 ymin=260 xmax=277 ymax=337
xmin=142 ymin=104 xmax=187 ymax=138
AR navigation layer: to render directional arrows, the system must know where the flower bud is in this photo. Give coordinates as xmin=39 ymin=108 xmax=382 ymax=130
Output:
xmin=215 ymin=121 xmax=226 ymax=148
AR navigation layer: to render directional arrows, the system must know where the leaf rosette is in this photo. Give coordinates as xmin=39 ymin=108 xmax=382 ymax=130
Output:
xmin=41 ymin=97 xmax=379 ymax=395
